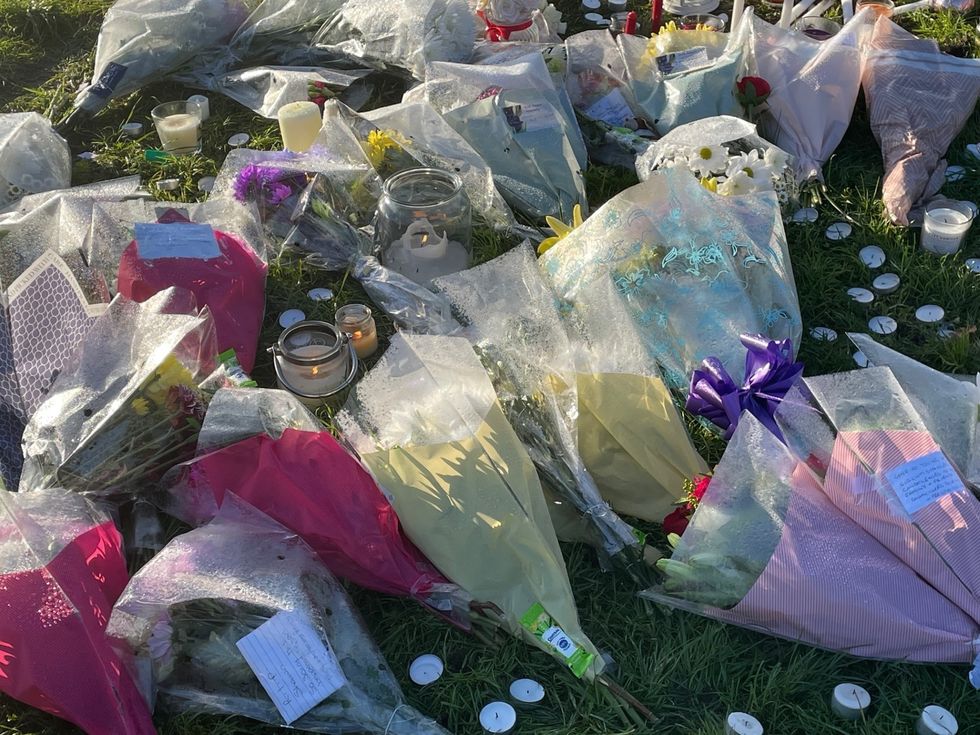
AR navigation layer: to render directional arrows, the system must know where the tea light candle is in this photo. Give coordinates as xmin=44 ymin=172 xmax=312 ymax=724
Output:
xmin=945 ymin=165 xmax=966 ymax=183
xmin=921 ymin=202 xmax=974 ymax=255
xmin=826 ymin=222 xmax=852 ymax=241
xmin=187 ymin=94 xmax=210 ymax=121
xmin=279 ymin=101 xmax=323 ymax=153
xmin=853 ymin=350 xmax=869 ymax=367
xmin=387 ymin=218 xmax=470 ymax=284
xmin=859 ymin=245 xmax=886 ymax=268
xmin=830 ymin=684 xmax=871 ymax=720
xmin=868 ymin=315 xmax=897 ymax=335
xmin=725 ymin=712 xmax=764 ymax=735
xmin=584 ymin=11 xmax=608 ymax=24
xmin=916 ymin=705 xmax=958 ymax=735
xmin=335 ymin=303 xmax=379 ymax=359
xmin=965 ymin=258 xmax=980 ymax=273
xmin=872 ymin=273 xmax=900 ymax=294
xmin=198 ymin=176 xmax=215 ymax=193
xmin=480 ymin=702 xmax=517 ymax=734
xmin=967 ymin=143 xmax=980 ymax=161
xmin=228 ymin=132 xmax=251 ymax=148
xmin=120 ymin=122 xmax=143 ymax=137
xmin=915 ymin=305 xmax=945 ymax=324
xmin=408 ymin=654 xmax=444 ymax=686
xmin=308 ymin=287 xmax=334 ymax=301
xmin=279 ymin=309 xmax=306 ymax=329
xmin=792 ymin=207 xmax=818 ymax=223
xmin=847 ymin=287 xmax=875 ymax=304
xmin=156 ymin=178 xmax=180 ymax=192
xmin=810 ymin=326 xmax=838 ymax=341
xmin=509 ymin=678 xmax=545 ymax=707
xmin=270 ymin=321 xmax=357 ymax=405
xmin=582 ymin=0 xmax=600 ymax=9
xmin=607 ymin=0 xmax=628 ymax=10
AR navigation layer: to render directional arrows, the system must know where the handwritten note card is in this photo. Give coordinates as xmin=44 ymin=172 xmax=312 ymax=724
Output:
xmin=135 ymin=223 xmax=221 ymax=261
xmin=655 ymin=47 xmax=710 ymax=75
xmin=584 ymin=89 xmax=633 ymax=127
xmin=236 ymin=611 xmax=347 ymax=725
xmin=885 ymin=450 xmax=965 ymax=515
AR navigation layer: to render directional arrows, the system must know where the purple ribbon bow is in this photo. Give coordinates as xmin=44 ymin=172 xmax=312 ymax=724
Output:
xmin=686 ymin=334 xmax=804 ymax=442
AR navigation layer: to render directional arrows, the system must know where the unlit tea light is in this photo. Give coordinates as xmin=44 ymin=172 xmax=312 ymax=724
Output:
xmin=830 ymin=683 xmax=871 ymax=720
xmin=966 ymin=258 xmax=980 ymax=273
xmin=847 ymin=287 xmax=875 ymax=304
xmin=228 ymin=132 xmax=250 ymax=148
xmin=509 ymin=678 xmax=545 ymax=706
xmin=859 ymin=245 xmax=886 ymax=268
xmin=792 ymin=207 xmax=818 ymax=223
xmin=916 ymin=305 xmax=945 ymax=324
xmin=853 ymin=350 xmax=869 ymax=367
xmin=408 ymin=654 xmax=443 ymax=686
xmin=916 ymin=705 xmax=958 ymax=735
xmin=581 ymin=0 xmax=600 ymax=8
xmin=308 ymin=287 xmax=334 ymax=301
xmin=826 ymin=222 xmax=852 ymax=241
xmin=869 ymin=316 xmax=897 ymax=335
xmin=725 ymin=712 xmax=764 ymax=735
xmin=872 ymin=273 xmax=900 ymax=294
xmin=967 ymin=143 xmax=980 ymax=161
xmin=810 ymin=326 xmax=838 ymax=342
xmin=279 ymin=309 xmax=306 ymax=329
xmin=945 ymin=165 xmax=966 ymax=183
xmin=480 ymin=702 xmax=517 ymax=734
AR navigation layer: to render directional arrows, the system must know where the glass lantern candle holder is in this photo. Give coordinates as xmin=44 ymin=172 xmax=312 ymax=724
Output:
xmin=269 ymin=321 xmax=358 ymax=407
xmin=151 ymin=100 xmax=204 ymax=156
xmin=377 ymin=168 xmax=472 ymax=285
xmin=335 ymin=304 xmax=379 ymax=360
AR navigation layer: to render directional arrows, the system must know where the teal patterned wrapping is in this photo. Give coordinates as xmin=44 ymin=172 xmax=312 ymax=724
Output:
xmin=539 ymin=168 xmax=801 ymax=390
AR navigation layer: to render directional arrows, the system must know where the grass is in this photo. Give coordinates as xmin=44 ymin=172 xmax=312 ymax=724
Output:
xmin=1 ymin=0 xmax=980 ymax=733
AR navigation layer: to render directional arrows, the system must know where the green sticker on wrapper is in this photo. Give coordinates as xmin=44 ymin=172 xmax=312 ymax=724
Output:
xmin=520 ymin=603 xmax=593 ymax=678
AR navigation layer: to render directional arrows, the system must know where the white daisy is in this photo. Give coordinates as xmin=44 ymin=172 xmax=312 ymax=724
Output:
xmin=717 ymin=171 xmax=758 ymax=196
xmin=686 ymin=144 xmax=729 ymax=177
xmin=725 ymin=149 xmax=772 ymax=185
xmin=763 ymin=146 xmax=789 ymax=173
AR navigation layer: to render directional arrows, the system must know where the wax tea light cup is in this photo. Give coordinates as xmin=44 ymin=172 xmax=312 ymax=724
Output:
xmin=869 ymin=315 xmax=897 ymax=335
xmin=826 ymin=222 xmax=852 ymax=241
xmin=681 ymin=13 xmax=725 ymax=29
xmin=792 ymin=207 xmax=818 ymax=223
xmin=151 ymin=100 xmax=203 ymax=156
xmin=408 ymin=654 xmax=444 ymax=686
xmin=607 ymin=0 xmax=628 ymax=10
xmin=378 ymin=168 xmax=472 ymax=285
xmin=915 ymin=305 xmax=945 ymax=324
xmin=946 ymin=165 xmax=966 ymax=182
xmin=480 ymin=702 xmax=517 ymax=734
xmin=279 ymin=101 xmax=323 ymax=153
xmin=509 ymin=678 xmax=545 ymax=709
xmin=921 ymin=201 xmax=974 ymax=255
xmin=794 ymin=16 xmax=841 ymax=40
xmin=872 ymin=273 xmax=900 ymax=294
xmin=725 ymin=712 xmax=764 ymax=735
xmin=859 ymin=245 xmax=886 ymax=268
xmin=916 ymin=705 xmax=958 ymax=735
xmin=335 ymin=303 xmax=379 ymax=360
xmin=810 ymin=326 xmax=838 ymax=342
xmin=965 ymin=258 xmax=980 ymax=273
xmin=279 ymin=309 xmax=306 ymax=329
xmin=830 ymin=684 xmax=871 ymax=720
xmin=228 ymin=132 xmax=250 ymax=148
xmin=581 ymin=0 xmax=600 ymax=9
xmin=269 ymin=320 xmax=358 ymax=408
xmin=853 ymin=350 xmax=869 ymax=367
xmin=847 ymin=287 xmax=875 ymax=304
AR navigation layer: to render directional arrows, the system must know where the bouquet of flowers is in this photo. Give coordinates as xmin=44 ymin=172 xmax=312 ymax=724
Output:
xmin=0 ymin=487 xmax=154 ymax=734
xmin=0 ymin=113 xmax=70 ymax=208
xmin=636 ymin=115 xmax=797 ymax=211
xmin=431 ymin=245 xmax=651 ymax=577
xmin=20 ymin=288 xmax=217 ymax=500
xmin=108 ymin=497 xmax=452 ymax=734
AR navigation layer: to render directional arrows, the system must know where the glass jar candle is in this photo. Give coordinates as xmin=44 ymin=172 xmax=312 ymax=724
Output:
xmin=151 ymin=100 xmax=205 ymax=156
xmin=377 ymin=168 xmax=472 ymax=285
xmin=921 ymin=201 xmax=975 ymax=255
xmin=335 ymin=304 xmax=379 ymax=359
xmin=794 ymin=16 xmax=842 ymax=41
xmin=269 ymin=321 xmax=358 ymax=407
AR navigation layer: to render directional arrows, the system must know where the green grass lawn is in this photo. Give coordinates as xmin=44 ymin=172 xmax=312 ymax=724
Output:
xmin=1 ymin=1 xmax=980 ymax=733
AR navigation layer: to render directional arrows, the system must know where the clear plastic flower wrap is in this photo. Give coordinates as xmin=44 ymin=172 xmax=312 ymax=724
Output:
xmin=645 ymin=412 xmax=980 ymax=664
xmin=0 ymin=487 xmax=155 ymax=734
xmin=540 ymin=168 xmax=801 ymax=391
xmin=405 ymin=53 xmax=587 ymax=222
xmin=565 ymin=273 xmax=709 ymax=522
xmin=742 ymin=7 xmax=875 ymax=182
xmin=0 ymin=113 xmax=70 ymax=208
xmin=430 ymin=245 xmax=649 ymax=577
xmin=108 ymin=497 xmax=453 ymax=734
xmin=337 ymin=332 xmax=604 ymax=678
xmin=20 ymin=288 xmax=218 ymax=500
xmin=617 ymin=19 xmax=749 ymax=136
xmin=194 ymin=386 xmax=321 ymax=454
xmin=227 ymin=0 xmax=342 ymax=64
xmin=861 ymin=17 xmax=980 ymax=225
xmin=635 ymin=115 xmax=797 ymax=212
xmin=70 ymin=0 xmax=252 ymax=121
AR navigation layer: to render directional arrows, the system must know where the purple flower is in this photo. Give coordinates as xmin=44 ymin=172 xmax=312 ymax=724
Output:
xmin=232 ymin=164 xmax=293 ymax=207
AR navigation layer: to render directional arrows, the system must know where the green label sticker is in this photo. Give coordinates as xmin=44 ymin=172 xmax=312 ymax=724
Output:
xmin=520 ymin=603 xmax=593 ymax=678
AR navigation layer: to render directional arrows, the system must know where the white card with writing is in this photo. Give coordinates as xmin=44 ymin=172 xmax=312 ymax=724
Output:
xmin=584 ymin=88 xmax=634 ymax=127
xmin=655 ymin=46 xmax=711 ymax=75
xmin=507 ymin=101 xmax=560 ymax=133
xmin=236 ymin=611 xmax=347 ymax=725
xmin=885 ymin=450 xmax=965 ymax=515
xmin=135 ymin=223 xmax=222 ymax=260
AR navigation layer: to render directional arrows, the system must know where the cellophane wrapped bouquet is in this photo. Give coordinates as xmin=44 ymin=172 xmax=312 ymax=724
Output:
xmin=431 ymin=245 xmax=650 ymax=578
xmin=0 ymin=113 xmax=70 ymax=208
xmin=0 ymin=487 xmax=154 ymax=734
xmin=20 ymin=288 xmax=217 ymax=500
xmin=636 ymin=115 xmax=797 ymax=213
xmin=108 ymin=497 xmax=453 ymax=734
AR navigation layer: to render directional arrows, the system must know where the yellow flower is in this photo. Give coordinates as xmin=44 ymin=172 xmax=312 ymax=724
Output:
xmin=537 ymin=204 xmax=584 ymax=255
xmin=131 ymin=398 xmax=150 ymax=416
xmin=144 ymin=355 xmax=195 ymax=406
xmin=700 ymin=177 xmax=719 ymax=193
xmin=363 ymin=129 xmax=405 ymax=168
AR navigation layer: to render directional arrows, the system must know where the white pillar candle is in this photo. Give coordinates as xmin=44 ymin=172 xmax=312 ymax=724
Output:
xmin=726 ymin=712 xmax=764 ymax=735
xmin=480 ymin=702 xmax=517 ymax=733
xmin=841 ymin=0 xmax=854 ymax=21
xmin=155 ymin=114 xmax=201 ymax=154
xmin=779 ymin=0 xmax=795 ymax=27
xmin=731 ymin=0 xmax=745 ymax=28
xmin=916 ymin=705 xmax=958 ymax=735
xmin=187 ymin=94 xmax=210 ymax=121
xmin=278 ymin=101 xmax=323 ymax=153
xmin=830 ymin=684 xmax=871 ymax=720
xmin=921 ymin=203 xmax=974 ymax=255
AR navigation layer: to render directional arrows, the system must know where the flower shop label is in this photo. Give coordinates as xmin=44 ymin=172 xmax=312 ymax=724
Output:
xmin=236 ymin=611 xmax=347 ymax=725
xmin=520 ymin=603 xmax=594 ymax=677
xmin=655 ymin=47 xmax=710 ymax=75
xmin=135 ymin=223 xmax=221 ymax=261
xmin=885 ymin=451 xmax=965 ymax=515
xmin=584 ymin=89 xmax=633 ymax=127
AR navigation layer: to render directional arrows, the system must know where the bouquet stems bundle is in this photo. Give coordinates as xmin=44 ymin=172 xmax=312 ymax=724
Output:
xmin=431 ymin=245 xmax=651 ymax=580
xmin=109 ymin=497 xmax=451 ymax=734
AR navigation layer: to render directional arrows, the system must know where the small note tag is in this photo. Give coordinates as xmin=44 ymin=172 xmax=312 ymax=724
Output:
xmin=584 ymin=88 xmax=634 ymax=127
xmin=885 ymin=450 xmax=965 ymax=515
xmin=655 ymin=46 xmax=711 ymax=75
xmin=135 ymin=223 xmax=221 ymax=261
xmin=504 ymin=101 xmax=560 ymax=133
xmin=236 ymin=611 xmax=347 ymax=725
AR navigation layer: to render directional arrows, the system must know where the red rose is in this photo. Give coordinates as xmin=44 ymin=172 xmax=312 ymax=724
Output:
xmin=312 ymin=96 xmax=327 ymax=106
xmin=736 ymin=76 xmax=771 ymax=107
xmin=692 ymin=475 xmax=711 ymax=502
xmin=662 ymin=506 xmax=693 ymax=536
